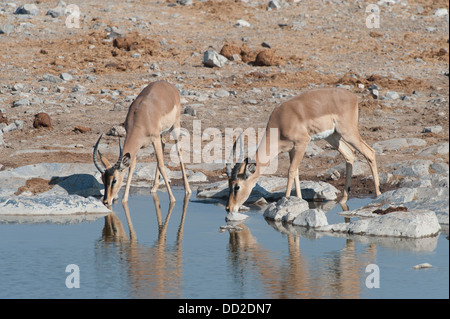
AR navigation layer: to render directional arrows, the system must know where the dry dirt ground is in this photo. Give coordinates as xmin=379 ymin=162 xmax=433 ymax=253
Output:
xmin=0 ymin=0 xmax=448 ymax=197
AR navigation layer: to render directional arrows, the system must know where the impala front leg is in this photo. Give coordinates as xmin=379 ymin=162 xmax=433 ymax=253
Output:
xmin=285 ymin=141 xmax=308 ymax=198
xmin=122 ymin=156 xmax=136 ymax=204
xmin=151 ymin=165 xmax=160 ymax=193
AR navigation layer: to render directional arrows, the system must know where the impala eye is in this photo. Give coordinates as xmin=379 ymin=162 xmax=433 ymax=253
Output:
xmin=112 ymin=178 xmax=117 ymax=185
xmin=234 ymin=185 xmax=240 ymax=193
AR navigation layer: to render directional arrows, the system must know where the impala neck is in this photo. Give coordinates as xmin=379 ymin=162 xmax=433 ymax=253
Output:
xmin=253 ymin=127 xmax=280 ymax=176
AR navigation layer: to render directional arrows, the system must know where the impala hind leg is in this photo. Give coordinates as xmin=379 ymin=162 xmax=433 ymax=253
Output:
xmin=342 ymin=133 xmax=381 ymax=197
xmin=153 ymin=138 xmax=175 ymax=202
xmin=172 ymin=127 xmax=191 ymax=195
xmin=325 ymin=133 xmax=355 ymax=204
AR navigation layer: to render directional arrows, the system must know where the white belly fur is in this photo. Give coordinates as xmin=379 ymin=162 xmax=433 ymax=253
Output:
xmin=310 ymin=122 xmax=336 ymax=141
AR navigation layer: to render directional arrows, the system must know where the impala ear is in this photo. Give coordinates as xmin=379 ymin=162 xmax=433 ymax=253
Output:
xmin=244 ymin=159 xmax=256 ymax=178
xmin=120 ymin=153 xmax=131 ymax=171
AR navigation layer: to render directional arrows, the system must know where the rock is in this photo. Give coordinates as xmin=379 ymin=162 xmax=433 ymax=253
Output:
xmin=320 ymin=209 xmax=441 ymax=238
xmin=263 ymin=196 xmax=309 ymax=221
xmin=33 ymin=112 xmax=53 ymax=130
xmin=177 ymin=0 xmax=193 ymax=5
xmin=348 ymin=210 xmax=441 ymax=238
xmin=299 ymin=180 xmax=340 ymax=201
xmin=320 ymin=160 xmax=370 ymax=178
xmin=372 ymin=187 xmax=418 ymax=205
xmin=107 ymin=125 xmax=125 ymax=137
xmin=196 ymin=177 xmax=340 ymax=202
xmin=72 ymin=84 xmax=86 ymax=92
xmin=203 ymin=49 xmax=228 ymax=68
xmin=390 ymin=160 xmax=432 ymax=178
xmin=73 ymin=126 xmax=91 ymax=133
xmin=0 ymin=24 xmax=15 ymax=36
xmin=46 ymin=9 xmax=61 ymax=18
xmin=220 ymin=43 xmax=242 ymax=59
xmin=382 ymin=91 xmax=400 ymax=100
xmin=235 ymin=19 xmax=251 ymax=27
xmin=267 ymin=0 xmax=281 ymax=10
xmin=422 ymin=126 xmax=442 ymax=134
xmin=254 ymin=49 xmax=283 ymax=66
xmin=214 ymin=90 xmax=230 ymax=98
xmin=12 ymin=99 xmax=30 ymax=107
xmin=0 ymin=194 xmax=110 ymax=215
xmin=14 ymin=120 xmax=24 ymax=130
xmin=60 ymin=73 xmax=73 ymax=81
xmin=416 ymin=143 xmax=449 ymax=156
xmin=0 ymin=131 xmax=4 ymax=148
xmin=14 ymin=4 xmax=39 ymax=16
xmin=187 ymin=171 xmax=208 ymax=183
xmin=292 ymin=209 xmax=329 ymax=228
xmin=1 ymin=113 xmax=9 ymax=125
xmin=1 ymin=123 xmax=18 ymax=133
xmin=183 ymin=105 xmax=197 ymax=116
xmin=371 ymin=89 xmax=379 ymax=99
xmin=413 ymin=263 xmax=433 ymax=269
xmin=225 ymin=211 xmax=249 ymax=222
xmin=372 ymin=138 xmax=426 ymax=154
xmin=42 ymin=73 xmax=63 ymax=83
xmin=434 ymin=8 xmax=448 ymax=17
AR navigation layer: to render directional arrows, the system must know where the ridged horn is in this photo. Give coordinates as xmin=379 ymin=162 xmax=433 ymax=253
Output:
xmin=113 ymin=136 xmax=123 ymax=170
xmin=226 ymin=132 xmax=244 ymax=177
xmin=93 ymin=133 xmax=106 ymax=174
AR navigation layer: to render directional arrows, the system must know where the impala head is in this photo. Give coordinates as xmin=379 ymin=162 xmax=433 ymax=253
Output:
xmin=93 ymin=134 xmax=130 ymax=206
xmin=226 ymin=157 xmax=259 ymax=213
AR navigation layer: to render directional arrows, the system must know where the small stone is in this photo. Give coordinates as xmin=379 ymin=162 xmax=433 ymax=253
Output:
xmin=214 ymin=90 xmax=230 ymax=98
xmin=12 ymin=83 xmax=24 ymax=91
xmin=72 ymin=84 xmax=86 ymax=92
xmin=382 ymin=91 xmax=400 ymax=100
xmin=177 ymin=0 xmax=193 ymax=5
xmin=14 ymin=4 xmax=39 ymax=16
xmin=422 ymin=126 xmax=442 ymax=134
xmin=203 ymin=49 xmax=228 ymax=68
xmin=33 ymin=112 xmax=53 ymax=130
xmin=183 ymin=106 xmax=197 ymax=116
xmin=371 ymin=89 xmax=379 ymax=99
xmin=413 ymin=263 xmax=433 ymax=269
xmin=235 ymin=19 xmax=251 ymax=27
xmin=267 ymin=0 xmax=281 ymax=10
xmin=434 ymin=8 xmax=448 ymax=17
xmin=42 ymin=73 xmax=63 ymax=83
xmin=187 ymin=171 xmax=208 ymax=182
xmin=12 ymin=99 xmax=30 ymax=107
xmin=0 ymin=24 xmax=15 ymax=36
xmin=60 ymin=73 xmax=73 ymax=81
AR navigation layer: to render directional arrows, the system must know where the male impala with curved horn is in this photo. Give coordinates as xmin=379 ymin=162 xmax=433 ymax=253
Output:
xmin=226 ymin=88 xmax=381 ymax=214
xmin=93 ymin=81 xmax=191 ymax=206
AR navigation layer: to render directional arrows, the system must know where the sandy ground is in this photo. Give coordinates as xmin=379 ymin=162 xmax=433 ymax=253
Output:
xmin=0 ymin=0 xmax=448 ymax=197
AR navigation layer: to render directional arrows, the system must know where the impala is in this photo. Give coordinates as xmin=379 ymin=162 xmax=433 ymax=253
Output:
xmin=226 ymin=88 xmax=381 ymax=213
xmin=93 ymin=80 xmax=191 ymax=206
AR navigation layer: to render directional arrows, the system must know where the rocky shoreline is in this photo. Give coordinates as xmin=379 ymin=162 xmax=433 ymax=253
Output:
xmin=0 ymin=156 xmax=447 ymax=238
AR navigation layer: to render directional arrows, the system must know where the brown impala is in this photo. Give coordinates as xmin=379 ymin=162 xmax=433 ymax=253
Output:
xmin=93 ymin=81 xmax=191 ymax=206
xmin=226 ymin=88 xmax=381 ymax=213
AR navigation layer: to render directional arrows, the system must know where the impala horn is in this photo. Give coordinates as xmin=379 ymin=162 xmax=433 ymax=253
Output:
xmin=225 ymin=132 xmax=244 ymax=177
xmin=113 ymin=136 xmax=123 ymax=170
xmin=93 ymin=133 xmax=106 ymax=174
